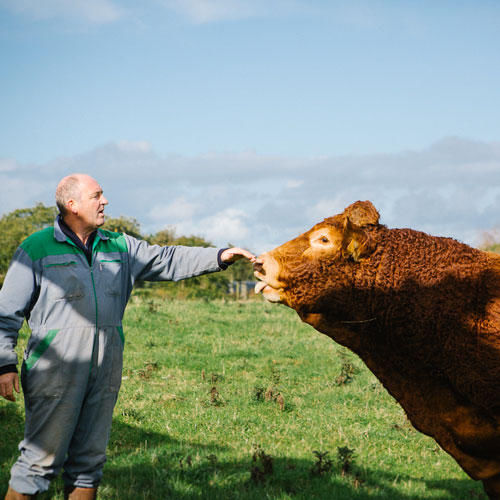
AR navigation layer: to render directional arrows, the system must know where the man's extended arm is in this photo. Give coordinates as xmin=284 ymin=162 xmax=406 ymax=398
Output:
xmin=125 ymin=235 xmax=255 ymax=283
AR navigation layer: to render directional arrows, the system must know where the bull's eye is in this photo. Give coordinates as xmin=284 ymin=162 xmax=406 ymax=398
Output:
xmin=320 ymin=236 xmax=329 ymax=243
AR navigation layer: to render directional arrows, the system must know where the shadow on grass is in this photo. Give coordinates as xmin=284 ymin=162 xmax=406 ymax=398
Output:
xmin=100 ymin=419 xmax=487 ymax=500
xmin=0 ymin=408 xmax=487 ymax=500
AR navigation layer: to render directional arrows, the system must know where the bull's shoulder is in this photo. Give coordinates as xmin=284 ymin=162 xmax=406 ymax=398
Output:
xmin=376 ymin=227 xmax=486 ymax=266
xmin=361 ymin=227 xmax=497 ymax=296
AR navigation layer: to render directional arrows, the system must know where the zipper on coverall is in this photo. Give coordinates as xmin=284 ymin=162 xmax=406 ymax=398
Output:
xmin=64 ymin=237 xmax=100 ymax=375
xmin=89 ymin=236 xmax=101 ymax=375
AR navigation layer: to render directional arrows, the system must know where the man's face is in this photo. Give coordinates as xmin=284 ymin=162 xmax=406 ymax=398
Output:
xmin=74 ymin=177 xmax=108 ymax=229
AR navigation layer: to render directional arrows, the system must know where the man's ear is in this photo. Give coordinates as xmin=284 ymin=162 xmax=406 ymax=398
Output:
xmin=341 ymin=217 xmax=375 ymax=261
xmin=67 ymin=199 xmax=78 ymax=215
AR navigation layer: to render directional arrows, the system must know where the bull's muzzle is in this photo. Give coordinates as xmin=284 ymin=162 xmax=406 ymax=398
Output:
xmin=253 ymin=253 xmax=284 ymax=303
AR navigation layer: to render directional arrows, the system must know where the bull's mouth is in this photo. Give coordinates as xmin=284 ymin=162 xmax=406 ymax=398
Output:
xmin=254 ymin=279 xmax=283 ymax=303
xmin=253 ymin=255 xmax=285 ymax=303
xmin=253 ymin=275 xmax=284 ymax=303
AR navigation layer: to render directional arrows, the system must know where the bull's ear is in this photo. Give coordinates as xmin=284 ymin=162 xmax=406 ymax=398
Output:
xmin=341 ymin=217 xmax=375 ymax=262
xmin=343 ymin=201 xmax=379 ymax=227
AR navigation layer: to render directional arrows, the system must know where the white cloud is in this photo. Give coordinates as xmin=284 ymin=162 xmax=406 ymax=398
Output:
xmin=0 ymin=159 xmax=18 ymax=173
xmin=286 ymin=179 xmax=303 ymax=189
xmin=160 ymin=0 xmax=306 ymax=23
xmin=162 ymin=0 xmax=256 ymax=23
xmin=0 ymin=0 xmax=125 ymax=24
xmin=2 ymin=136 xmax=500 ymax=254
xmin=170 ymin=208 xmax=250 ymax=245
xmin=116 ymin=140 xmax=153 ymax=154
xmin=0 ymin=169 xmax=53 ymax=215
xmin=202 ymin=208 xmax=250 ymax=242
xmin=307 ymin=197 xmax=351 ymax=222
xmin=149 ymin=197 xmax=199 ymax=222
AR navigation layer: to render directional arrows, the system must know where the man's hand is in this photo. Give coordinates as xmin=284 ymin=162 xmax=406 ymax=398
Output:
xmin=220 ymin=248 xmax=256 ymax=264
xmin=0 ymin=372 xmax=20 ymax=402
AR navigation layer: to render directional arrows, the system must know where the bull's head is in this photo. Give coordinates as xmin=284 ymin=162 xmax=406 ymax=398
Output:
xmin=254 ymin=201 xmax=380 ymax=310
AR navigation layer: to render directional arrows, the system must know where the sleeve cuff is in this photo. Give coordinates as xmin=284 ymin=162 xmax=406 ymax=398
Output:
xmin=0 ymin=364 xmax=17 ymax=376
xmin=217 ymin=248 xmax=233 ymax=270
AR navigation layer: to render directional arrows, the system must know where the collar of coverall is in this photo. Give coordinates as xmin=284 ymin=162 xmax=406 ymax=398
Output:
xmin=54 ymin=215 xmax=110 ymax=244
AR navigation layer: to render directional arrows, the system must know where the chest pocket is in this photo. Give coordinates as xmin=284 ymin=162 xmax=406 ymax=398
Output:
xmin=43 ymin=261 xmax=85 ymax=301
xmin=99 ymin=259 xmax=123 ymax=296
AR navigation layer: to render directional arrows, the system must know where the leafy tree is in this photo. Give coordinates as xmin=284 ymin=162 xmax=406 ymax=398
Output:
xmin=148 ymin=228 xmax=177 ymax=246
xmin=225 ymin=254 xmax=255 ymax=282
xmin=219 ymin=242 xmax=255 ymax=282
xmin=484 ymin=243 xmax=500 ymax=253
xmin=174 ymin=235 xmax=212 ymax=248
xmin=0 ymin=204 xmax=256 ymax=298
xmin=102 ymin=216 xmax=142 ymax=239
xmin=479 ymin=230 xmax=500 ymax=254
xmin=148 ymin=228 xmax=211 ymax=248
xmin=0 ymin=203 xmax=58 ymax=281
xmin=144 ymin=229 xmax=230 ymax=298
xmin=138 ymin=231 xmax=256 ymax=298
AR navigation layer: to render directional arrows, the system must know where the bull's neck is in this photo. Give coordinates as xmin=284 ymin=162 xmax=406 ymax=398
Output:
xmin=345 ymin=232 xmax=386 ymax=323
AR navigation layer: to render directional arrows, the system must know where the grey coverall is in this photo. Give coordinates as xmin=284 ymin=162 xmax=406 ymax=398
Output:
xmin=0 ymin=218 xmax=225 ymax=494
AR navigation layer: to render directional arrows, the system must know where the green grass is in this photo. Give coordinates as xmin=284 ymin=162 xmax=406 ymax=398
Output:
xmin=1 ymin=298 xmax=487 ymax=499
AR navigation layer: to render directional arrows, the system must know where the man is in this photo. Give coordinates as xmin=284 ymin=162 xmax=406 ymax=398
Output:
xmin=0 ymin=174 xmax=255 ymax=500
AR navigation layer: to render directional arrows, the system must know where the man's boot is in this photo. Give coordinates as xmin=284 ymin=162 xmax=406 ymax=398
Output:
xmin=63 ymin=487 xmax=98 ymax=500
xmin=4 ymin=487 xmax=37 ymax=500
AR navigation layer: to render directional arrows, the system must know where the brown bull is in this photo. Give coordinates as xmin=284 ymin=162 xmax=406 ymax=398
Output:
xmin=254 ymin=200 xmax=500 ymax=499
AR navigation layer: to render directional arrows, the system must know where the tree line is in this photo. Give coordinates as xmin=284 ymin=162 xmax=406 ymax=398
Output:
xmin=0 ymin=203 xmax=255 ymax=298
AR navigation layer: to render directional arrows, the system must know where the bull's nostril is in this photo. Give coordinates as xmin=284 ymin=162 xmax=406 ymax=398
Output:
xmin=253 ymin=262 xmax=264 ymax=273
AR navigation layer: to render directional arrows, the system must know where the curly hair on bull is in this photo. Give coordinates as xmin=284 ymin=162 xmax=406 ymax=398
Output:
xmin=255 ymin=199 xmax=500 ymax=498
xmin=361 ymin=227 xmax=500 ymax=410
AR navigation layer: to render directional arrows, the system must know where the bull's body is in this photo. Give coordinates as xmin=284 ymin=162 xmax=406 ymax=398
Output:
xmin=254 ymin=201 xmax=500 ymax=499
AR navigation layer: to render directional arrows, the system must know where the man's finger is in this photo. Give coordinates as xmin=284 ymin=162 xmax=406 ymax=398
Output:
xmin=230 ymin=248 xmax=256 ymax=262
xmin=221 ymin=248 xmax=255 ymax=263
xmin=0 ymin=373 xmax=20 ymax=401
xmin=1 ymin=385 xmax=15 ymax=402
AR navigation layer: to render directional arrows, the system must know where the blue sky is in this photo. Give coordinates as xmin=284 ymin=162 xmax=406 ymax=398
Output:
xmin=1 ymin=0 xmax=500 ymax=253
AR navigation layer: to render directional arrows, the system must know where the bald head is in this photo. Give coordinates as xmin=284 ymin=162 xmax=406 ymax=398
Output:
xmin=55 ymin=174 xmax=108 ymax=240
xmin=56 ymin=174 xmax=95 ymax=216
xmin=56 ymin=175 xmax=79 ymax=216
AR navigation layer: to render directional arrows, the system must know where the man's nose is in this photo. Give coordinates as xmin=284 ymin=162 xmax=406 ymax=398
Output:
xmin=102 ymin=196 xmax=109 ymax=205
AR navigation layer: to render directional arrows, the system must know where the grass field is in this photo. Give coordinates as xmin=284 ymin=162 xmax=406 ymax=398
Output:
xmin=1 ymin=297 xmax=488 ymax=499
